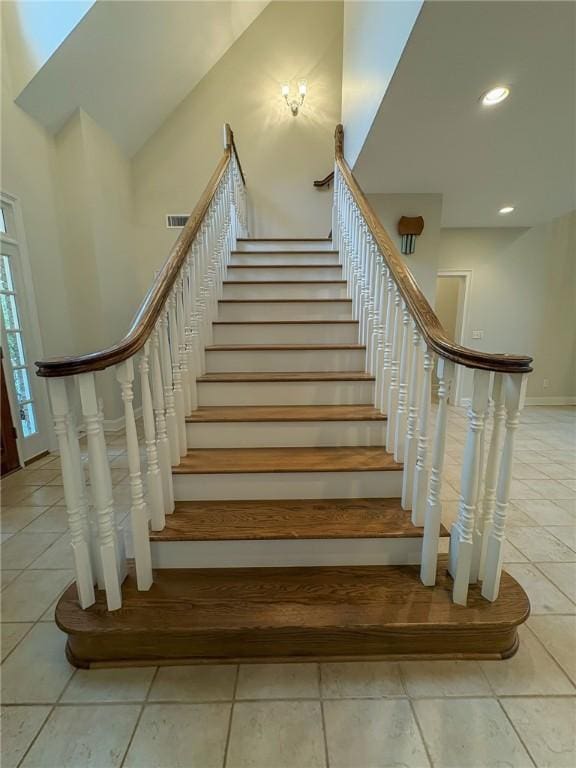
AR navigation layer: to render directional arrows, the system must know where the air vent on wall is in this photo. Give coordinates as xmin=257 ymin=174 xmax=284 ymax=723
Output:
xmin=166 ymin=214 xmax=189 ymax=229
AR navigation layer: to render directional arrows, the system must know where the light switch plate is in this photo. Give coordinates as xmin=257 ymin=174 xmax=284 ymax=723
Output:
xmin=471 ymin=329 xmax=484 ymax=340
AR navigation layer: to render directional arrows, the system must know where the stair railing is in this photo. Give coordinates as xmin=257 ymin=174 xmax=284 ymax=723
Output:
xmin=331 ymin=124 xmax=532 ymax=605
xmin=35 ymin=124 xmax=248 ymax=611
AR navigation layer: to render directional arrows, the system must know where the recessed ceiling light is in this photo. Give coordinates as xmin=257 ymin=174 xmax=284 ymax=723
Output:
xmin=498 ymin=206 xmax=515 ymax=214
xmin=482 ymin=86 xmax=510 ymax=106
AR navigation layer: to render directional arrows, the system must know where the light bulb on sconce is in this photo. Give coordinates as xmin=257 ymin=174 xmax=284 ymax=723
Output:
xmin=282 ymin=80 xmax=307 ymax=116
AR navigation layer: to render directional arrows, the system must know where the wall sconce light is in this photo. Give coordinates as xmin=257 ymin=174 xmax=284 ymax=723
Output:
xmin=282 ymin=80 xmax=307 ymax=116
xmin=397 ymin=216 xmax=424 ymax=255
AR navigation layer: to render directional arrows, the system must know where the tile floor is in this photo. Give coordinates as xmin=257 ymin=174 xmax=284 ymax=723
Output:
xmin=1 ymin=405 xmax=575 ymax=767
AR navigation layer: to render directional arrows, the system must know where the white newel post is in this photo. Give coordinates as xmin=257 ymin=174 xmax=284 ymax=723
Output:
xmin=48 ymin=378 xmax=95 ymax=608
xmin=139 ymin=341 xmax=165 ymax=531
xmin=151 ymin=328 xmax=175 ymax=514
xmin=116 ymin=359 xmax=153 ymax=591
xmin=482 ymin=373 xmax=527 ymax=601
xmin=450 ymin=368 xmax=491 ymax=605
xmin=411 ymin=345 xmax=433 ymax=525
xmin=420 ymin=357 xmax=454 ymax=585
xmin=78 ymin=373 xmax=123 ymax=611
xmin=473 ymin=373 xmax=506 ymax=582
xmin=402 ymin=323 xmax=422 ymax=510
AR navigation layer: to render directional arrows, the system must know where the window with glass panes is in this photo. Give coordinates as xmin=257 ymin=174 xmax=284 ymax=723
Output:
xmin=0 ymin=205 xmax=38 ymax=437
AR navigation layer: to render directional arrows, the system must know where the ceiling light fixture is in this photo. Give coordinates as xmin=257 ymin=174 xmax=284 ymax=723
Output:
xmin=481 ymin=86 xmax=510 ymax=106
xmin=498 ymin=206 xmax=515 ymax=215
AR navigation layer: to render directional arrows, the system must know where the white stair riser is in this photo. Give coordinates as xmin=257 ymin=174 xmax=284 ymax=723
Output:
xmin=198 ymin=380 xmax=375 ymax=406
xmin=223 ymin=283 xmax=347 ymax=300
xmin=213 ymin=323 xmax=359 ymax=345
xmin=231 ymin=253 xmax=340 ymax=266
xmin=235 ymin=241 xmax=332 ymax=252
xmin=226 ymin=266 xmax=342 ymax=281
xmin=151 ymin=537 xmax=422 ymax=569
xmin=205 ymin=348 xmax=366 ymax=373
xmin=173 ymin=469 xmax=403 ymax=500
xmin=218 ymin=301 xmax=353 ymax=322
xmin=186 ymin=420 xmax=386 ymax=448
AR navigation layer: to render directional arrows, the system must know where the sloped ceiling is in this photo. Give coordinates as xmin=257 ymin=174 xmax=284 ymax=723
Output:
xmin=354 ymin=1 xmax=575 ymax=227
xmin=16 ymin=0 xmax=269 ymax=155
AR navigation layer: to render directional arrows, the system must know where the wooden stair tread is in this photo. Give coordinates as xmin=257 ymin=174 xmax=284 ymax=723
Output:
xmin=224 ymin=280 xmax=346 ymax=285
xmin=213 ymin=320 xmax=358 ymax=325
xmin=186 ymin=405 xmax=386 ymax=423
xmin=198 ymin=371 xmax=374 ymax=382
xmin=56 ymin=557 xmax=530 ymax=666
xmin=172 ymin=447 xmax=402 ymax=474
xmin=230 ymin=264 xmax=340 ymax=268
xmin=205 ymin=344 xmax=365 ymax=351
xmin=151 ymin=498 xmax=447 ymax=541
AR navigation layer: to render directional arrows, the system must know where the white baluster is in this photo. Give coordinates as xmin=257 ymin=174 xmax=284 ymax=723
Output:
xmin=139 ymin=341 xmax=165 ymax=531
xmin=168 ymin=293 xmax=187 ymax=457
xmin=116 ymin=359 xmax=153 ymax=591
xmin=151 ymin=328 xmax=175 ymax=514
xmin=176 ymin=277 xmax=191 ymax=416
xmin=402 ymin=323 xmax=422 ymax=509
xmin=411 ymin=344 xmax=433 ymax=525
xmin=378 ymin=275 xmax=394 ymax=414
xmin=386 ymin=287 xmax=402 ymax=452
xmin=449 ymin=369 xmax=491 ymax=605
xmin=47 ymin=378 xmax=95 ymax=608
xmin=473 ymin=373 xmax=506 ymax=582
xmin=394 ymin=303 xmax=411 ymax=461
xmin=159 ymin=311 xmax=180 ymax=464
xmin=482 ymin=373 xmax=527 ymax=601
xmin=183 ymin=259 xmax=198 ymax=411
xmin=420 ymin=358 xmax=454 ymax=585
xmin=78 ymin=373 xmax=123 ymax=611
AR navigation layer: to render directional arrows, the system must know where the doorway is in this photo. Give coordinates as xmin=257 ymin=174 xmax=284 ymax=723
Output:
xmin=1 ymin=350 xmax=20 ymax=475
xmin=434 ymin=271 xmax=471 ymax=406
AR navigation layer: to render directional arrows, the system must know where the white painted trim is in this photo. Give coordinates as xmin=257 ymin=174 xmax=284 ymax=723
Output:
xmin=436 ymin=270 xmax=472 ymax=407
xmin=525 ymin=396 xmax=576 ymax=406
xmin=79 ymin=407 xmax=142 ymax=435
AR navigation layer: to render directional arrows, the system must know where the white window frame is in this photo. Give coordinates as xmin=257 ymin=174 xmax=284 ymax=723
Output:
xmin=0 ymin=191 xmax=51 ymax=463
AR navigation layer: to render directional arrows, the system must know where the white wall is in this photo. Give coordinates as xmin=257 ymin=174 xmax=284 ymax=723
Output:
xmin=367 ymin=193 xmax=443 ymax=304
xmin=132 ymin=0 xmax=344 ymax=281
xmin=341 ymin=0 xmax=421 ymax=167
xmin=439 ymin=212 xmax=576 ymax=402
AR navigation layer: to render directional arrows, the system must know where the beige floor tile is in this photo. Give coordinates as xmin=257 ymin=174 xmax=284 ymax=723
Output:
xmin=400 ymin=660 xmax=492 ymax=697
xmin=523 ymin=479 xmax=576 ymax=500
xmin=236 ymin=662 xmax=319 ymax=699
xmin=0 ymin=506 xmax=48 ymax=533
xmin=1 ymin=623 xmax=74 ymax=703
xmin=512 ymin=462 xmax=549 ymax=480
xmin=24 ymin=506 xmax=68 ymax=533
xmin=528 ymin=615 xmax=576 ymax=684
xmin=502 ymin=697 xmax=576 ymax=768
xmin=0 ymin=532 xmax=60 ymax=570
xmin=19 ymin=469 xmax=61 ymax=486
xmin=511 ymin=498 xmax=576 ymax=526
xmin=0 ymin=706 xmax=51 ymax=768
xmin=413 ymin=698 xmax=532 ymax=768
xmin=324 ymin=699 xmax=429 ymax=768
xmin=480 ymin=626 xmax=574 ymax=695
xmin=506 ymin=503 xmax=540 ymax=527
xmin=321 ymin=661 xmax=404 ymax=698
xmin=21 ymin=704 xmax=140 ymax=768
xmin=1 ymin=622 xmax=33 ymax=660
xmin=227 ymin=701 xmax=325 ymax=768
xmin=546 ymin=525 xmax=576 ymax=552
xmin=62 ymin=667 xmax=156 ymax=703
xmin=19 ymin=486 xmax=65 ymax=507
xmin=512 ymin=562 xmax=575 ymax=614
xmin=537 ymin=463 xmax=576 ymax=480
xmin=504 ymin=540 xmax=529 ymax=563
xmin=536 ymin=562 xmax=576 ymax=602
xmin=29 ymin=533 xmax=73 ymax=569
xmin=506 ymin=526 xmax=576 ymax=562
xmin=1 ymin=532 xmax=14 ymax=542
xmin=124 ymin=703 xmax=231 ymax=768
xmin=149 ymin=665 xmax=236 ymax=702
xmin=509 ymin=479 xmax=544 ymax=499
xmin=1 ymin=570 xmax=73 ymax=621
xmin=1 ymin=486 xmax=42 ymax=507
xmin=0 ymin=569 xmax=22 ymax=590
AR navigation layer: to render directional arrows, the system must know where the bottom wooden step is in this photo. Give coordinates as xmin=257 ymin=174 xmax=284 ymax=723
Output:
xmin=57 ymin=555 xmax=529 ymax=668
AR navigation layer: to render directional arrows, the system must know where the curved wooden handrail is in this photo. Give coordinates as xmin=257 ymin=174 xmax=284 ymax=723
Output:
xmin=226 ymin=124 xmax=245 ymax=187
xmin=313 ymin=171 xmax=334 ymax=188
xmin=334 ymin=124 xmax=532 ymax=374
xmin=36 ymin=125 xmax=244 ymax=378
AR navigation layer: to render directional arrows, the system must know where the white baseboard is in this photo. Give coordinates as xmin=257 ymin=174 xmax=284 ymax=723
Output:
xmin=79 ymin=407 xmax=142 ymax=435
xmin=525 ymin=397 xmax=576 ymax=406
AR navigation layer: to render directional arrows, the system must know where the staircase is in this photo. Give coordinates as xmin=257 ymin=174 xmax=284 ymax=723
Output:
xmin=39 ymin=125 xmax=531 ymax=668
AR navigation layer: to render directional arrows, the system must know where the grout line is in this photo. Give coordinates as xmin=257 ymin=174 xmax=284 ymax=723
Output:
xmin=408 ymin=698 xmax=435 ymax=768
xmin=318 ymin=664 xmax=331 ymax=768
xmin=496 ymin=698 xmax=538 ymax=768
xmin=222 ymin=664 xmax=240 ymax=768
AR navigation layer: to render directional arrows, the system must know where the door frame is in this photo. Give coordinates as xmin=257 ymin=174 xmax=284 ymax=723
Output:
xmin=436 ymin=270 xmax=472 ymax=407
xmin=0 ymin=190 xmax=51 ymax=462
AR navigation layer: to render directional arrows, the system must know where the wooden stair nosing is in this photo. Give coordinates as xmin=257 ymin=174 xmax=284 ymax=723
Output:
xmin=56 ymin=557 xmax=530 ymax=666
xmin=172 ymin=446 xmax=402 ymax=475
xmin=186 ymin=405 xmax=387 ymax=423
xmin=150 ymin=498 xmax=446 ymax=542
xmin=197 ymin=371 xmax=375 ymax=382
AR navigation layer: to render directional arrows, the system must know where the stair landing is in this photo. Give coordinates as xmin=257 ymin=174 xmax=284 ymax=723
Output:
xmin=57 ymin=556 xmax=529 ymax=668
